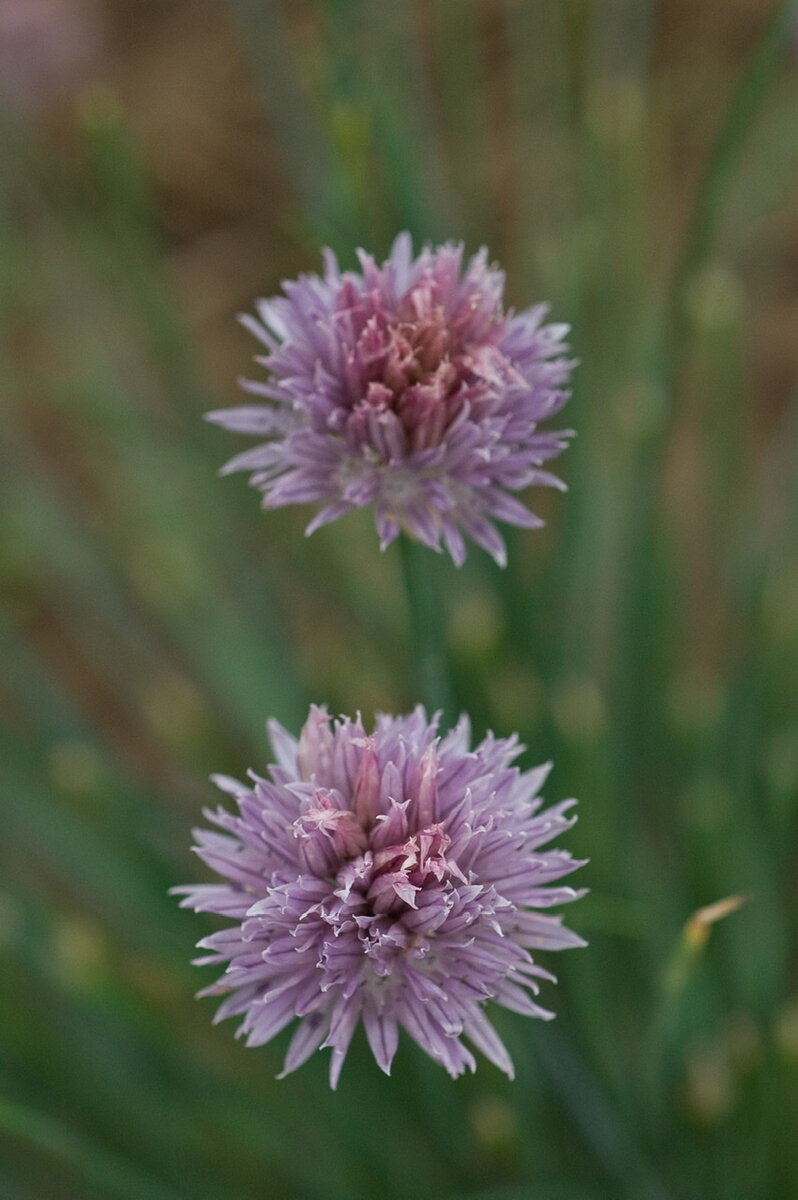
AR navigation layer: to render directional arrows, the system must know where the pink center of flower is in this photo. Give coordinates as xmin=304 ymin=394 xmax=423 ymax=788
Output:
xmin=292 ymin=728 xmax=464 ymax=922
xmin=293 ymin=792 xmax=369 ymax=878
xmin=333 ymin=278 xmax=505 ymax=455
xmin=364 ymin=824 xmax=467 ymax=914
xmin=294 ymin=800 xmax=467 ymax=923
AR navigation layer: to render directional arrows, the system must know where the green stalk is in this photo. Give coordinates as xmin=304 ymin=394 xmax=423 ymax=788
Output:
xmin=0 ymin=1096 xmax=185 ymax=1200
xmin=667 ymin=0 xmax=796 ymax=385
xmin=534 ymin=1029 xmax=673 ymax=1200
xmin=397 ymin=536 xmax=455 ymax=723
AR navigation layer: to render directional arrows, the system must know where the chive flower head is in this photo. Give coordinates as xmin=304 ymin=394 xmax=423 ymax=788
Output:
xmin=175 ymin=705 xmax=586 ymax=1087
xmin=209 ymin=234 xmax=575 ymax=565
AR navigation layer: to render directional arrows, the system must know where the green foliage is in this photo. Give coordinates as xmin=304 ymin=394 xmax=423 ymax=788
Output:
xmin=2 ymin=2 xmax=797 ymax=1197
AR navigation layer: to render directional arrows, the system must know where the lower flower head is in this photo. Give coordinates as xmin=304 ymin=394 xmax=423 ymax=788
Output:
xmin=174 ymin=706 xmax=587 ymax=1087
xmin=208 ymin=234 xmax=576 ymax=566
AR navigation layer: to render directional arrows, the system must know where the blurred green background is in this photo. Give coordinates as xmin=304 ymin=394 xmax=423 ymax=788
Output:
xmin=2 ymin=1 xmax=798 ymax=1197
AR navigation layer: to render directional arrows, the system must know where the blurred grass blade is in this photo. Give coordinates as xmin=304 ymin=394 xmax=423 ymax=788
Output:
xmin=669 ymin=0 xmax=797 ymax=373
xmin=535 ymin=1028 xmax=674 ymax=1200
xmin=0 ymin=1096 xmax=186 ymax=1200
xmin=227 ymin=0 xmax=334 ymax=237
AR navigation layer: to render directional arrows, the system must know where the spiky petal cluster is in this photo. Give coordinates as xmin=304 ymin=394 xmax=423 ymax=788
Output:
xmin=174 ymin=706 xmax=586 ymax=1087
xmin=208 ymin=234 xmax=575 ymax=566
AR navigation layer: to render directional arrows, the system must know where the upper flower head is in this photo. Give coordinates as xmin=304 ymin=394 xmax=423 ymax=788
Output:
xmin=208 ymin=234 xmax=576 ymax=566
xmin=174 ymin=705 xmax=587 ymax=1087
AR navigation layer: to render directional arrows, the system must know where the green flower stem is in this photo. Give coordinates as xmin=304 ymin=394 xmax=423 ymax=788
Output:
xmin=398 ymin=535 xmax=455 ymax=724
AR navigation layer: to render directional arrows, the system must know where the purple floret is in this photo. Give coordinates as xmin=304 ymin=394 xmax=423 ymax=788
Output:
xmin=174 ymin=705 xmax=587 ymax=1087
xmin=208 ymin=233 xmax=576 ymax=566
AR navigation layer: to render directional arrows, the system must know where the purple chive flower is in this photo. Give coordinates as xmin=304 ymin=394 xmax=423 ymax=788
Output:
xmin=208 ymin=234 xmax=575 ymax=566
xmin=174 ymin=706 xmax=586 ymax=1087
